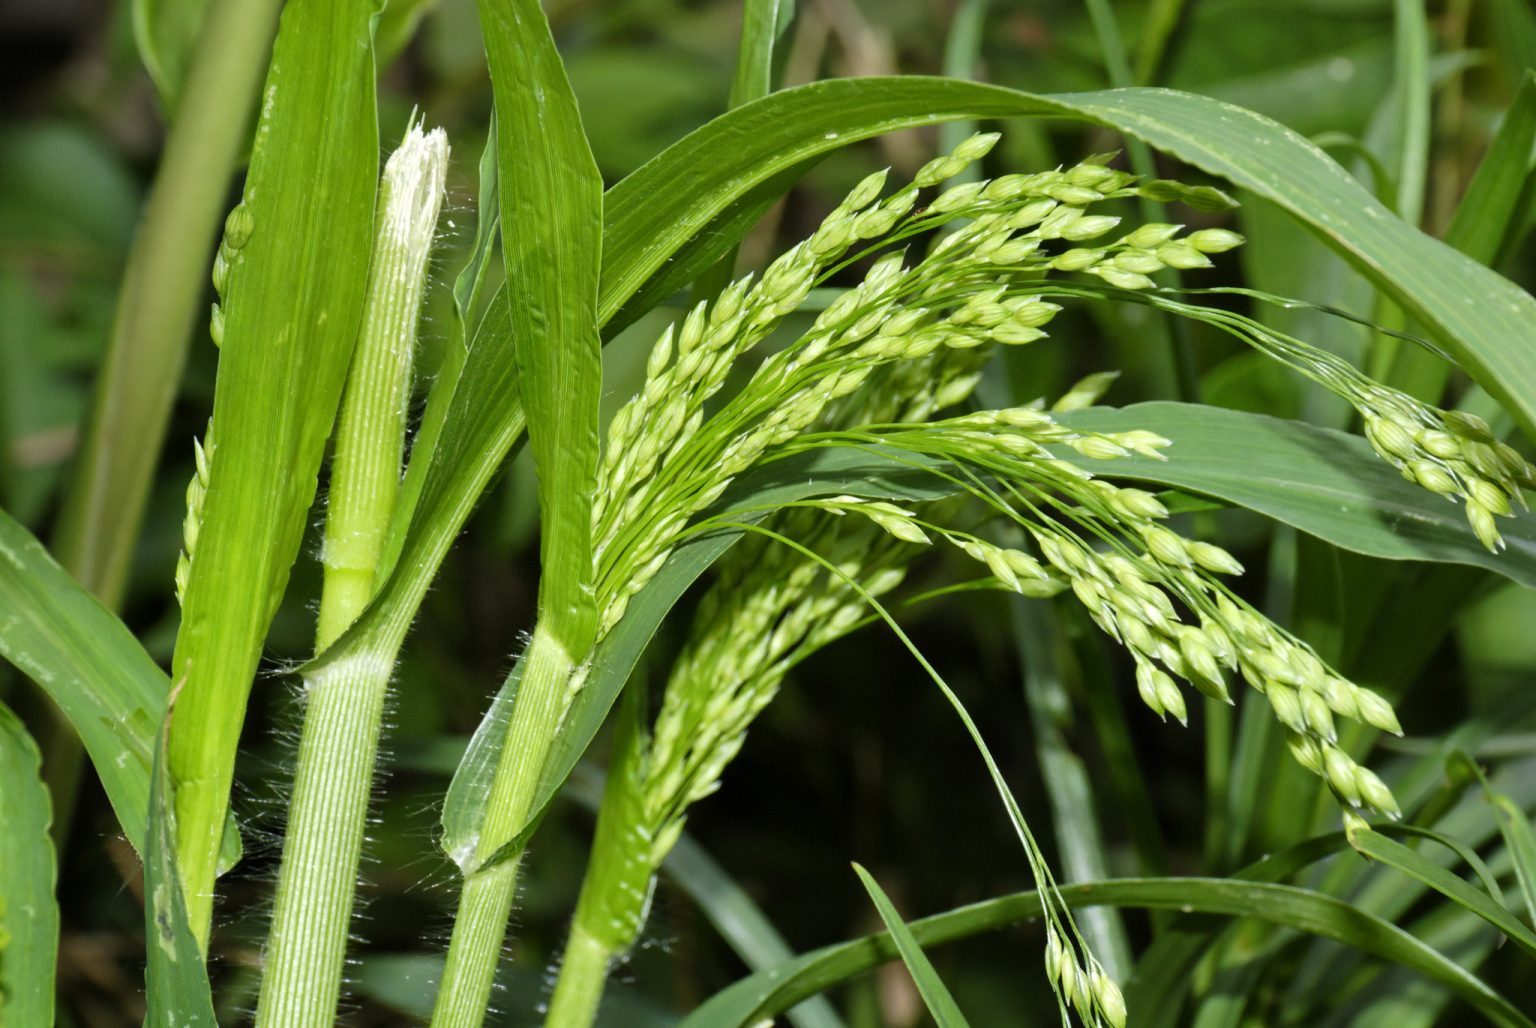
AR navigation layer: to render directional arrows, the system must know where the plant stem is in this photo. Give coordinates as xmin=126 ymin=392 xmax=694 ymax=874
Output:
xmin=54 ymin=0 xmax=282 ymax=608
xmin=256 ymin=125 xmax=447 ymax=1027
xmin=545 ymin=923 xmax=612 ymax=1027
xmin=314 ymin=126 xmax=448 ymax=648
xmin=253 ymin=655 xmax=392 ymax=1025
xmin=432 ymin=624 xmax=576 ymax=1027
xmin=545 ymin=695 xmax=651 ymax=1027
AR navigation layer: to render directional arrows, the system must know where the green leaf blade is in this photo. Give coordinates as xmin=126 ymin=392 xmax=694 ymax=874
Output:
xmin=167 ymin=0 xmax=380 ymax=941
xmin=852 ymin=863 xmax=972 ymax=1028
xmin=144 ymin=693 xmax=217 ymax=1026
xmin=602 ymin=78 xmax=1536 ymax=437
xmin=0 ymin=507 xmax=165 ymax=853
xmin=480 ymin=0 xmax=603 ymax=659
xmin=1057 ymin=402 xmax=1536 ymax=586
xmin=1445 ymin=71 xmax=1536 ymax=264
xmin=1351 ymin=828 xmax=1536 ymax=959
xmin=0 ymin=700 xmax=57 ymax=1027
xmin=132 ymin=0 xmax=207 ymax=108
xmin=684 ymin=879 xmax=1535 ymax=1028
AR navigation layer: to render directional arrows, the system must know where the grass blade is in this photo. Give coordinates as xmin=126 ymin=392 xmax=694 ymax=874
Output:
xmin=1389 ymin=0 xmax=1431 ymax=223
xmin=132 ymin=0 xmax=207 ymax=108
xmin=729 ymin=0 xmax=792 ymax=108
xmin=166 ymin=0 xmax=379 ymax=941
xmin=1350 ymin=827 xmax=1536 ymax=959
xmin=480 ymin=0 xmax=603 ymax=661
xmin=559 ymin=760 xmax=844 ymax=1028
xmin=0 ymin=699 xmax=56 ymax=1026
xmin=1455 ymin=752 xmax=1536 ymax=926
xmin=144 ymin=688 xmax=216 ymax=1025
xmin=1490 ymin=792 xmax=1536 ymax=926
xmin=683 ymin=878 xmax=1535 ymax=1028
xmin=0 ymin=507 xmax=164 ymax=853
xmin=601 ymin=78 xmax=1536 ymax=439
xmin=852 ymin=863 xmax=972 ymax=1028
xmin=1057 ymin=402 xmax=1536 ymax=586
xmin=1445 ymin=71 xmax=1536 ymax=265
xmin=662 ymin=825 xmax=845 ymax=1028
xmin=54 ymin=0 xmax=283 ymax=607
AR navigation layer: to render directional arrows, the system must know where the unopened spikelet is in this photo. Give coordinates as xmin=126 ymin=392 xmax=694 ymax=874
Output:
xmin=1356 ymin=394 xmax=1535 ymax=551
xmin=175 ymin=427 xmax=214 ymax=605
xmin=1139 ymin=289 xmax=1535 ymax=551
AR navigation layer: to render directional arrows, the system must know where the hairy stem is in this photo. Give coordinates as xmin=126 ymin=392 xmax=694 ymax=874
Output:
xmin=256 ymin=125 xmax=447 ymax=1027
xmin=545 ymin=924 xmax=613 ymax=1028
xmin=432 ymin=624 xmax=576 ymax=1027
xmin=253 ymin=656 xmax=393 ymax=1025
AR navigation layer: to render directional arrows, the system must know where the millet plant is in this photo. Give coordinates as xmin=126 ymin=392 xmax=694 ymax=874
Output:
xmin=5 ymin=0 xmax=1536 ymax=1026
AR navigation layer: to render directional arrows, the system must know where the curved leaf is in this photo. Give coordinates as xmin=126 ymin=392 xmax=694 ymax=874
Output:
xmin=602 ymin=78 xmax=1536 ymax=436
xmin=853 ymin=863 xmax=971 ymax=1028
xmin=132 ymin=0 xmax=207 ymax=107
xmin=0 ymin=507 xmax=164 ymax=853
xmin=0 ymin=700 xmax=55 ymax=1026
xmin=1351 ymin=828 xmax=1536 ymax=959
xmin=683 ymin=878 xmax=1534 ymax=1028
xmin=1057 ymin=402 xmax=1536 ymax=586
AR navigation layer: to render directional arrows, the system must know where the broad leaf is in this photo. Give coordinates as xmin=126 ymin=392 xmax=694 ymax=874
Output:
xmin=167 ymin=0 xmax=379 ymax=939
xmin=0 ymin=700 xmax=56 ymax=1026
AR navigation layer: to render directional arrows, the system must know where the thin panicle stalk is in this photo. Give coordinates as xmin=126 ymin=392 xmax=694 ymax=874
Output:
xmin=256 ymin=124 xmax=448 ymax=1028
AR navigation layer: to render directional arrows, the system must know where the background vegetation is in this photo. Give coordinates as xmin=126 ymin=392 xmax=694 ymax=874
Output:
xmin=4 ymin=0 xmax=1536 ymax=1024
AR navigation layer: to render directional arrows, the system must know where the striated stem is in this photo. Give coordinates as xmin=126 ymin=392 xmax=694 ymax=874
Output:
xmin=256 ymin=124 xmax=448 ymax=1028
xmin=432 ymin=624 xmax=576 ymax=1027
xmin=253 ymin=654 xmax=394 ymax=1025
xmin=316 ymin=125 xmax=450 ymax=650
xmin=545 ymin=924 xmax=613 ymax=1028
